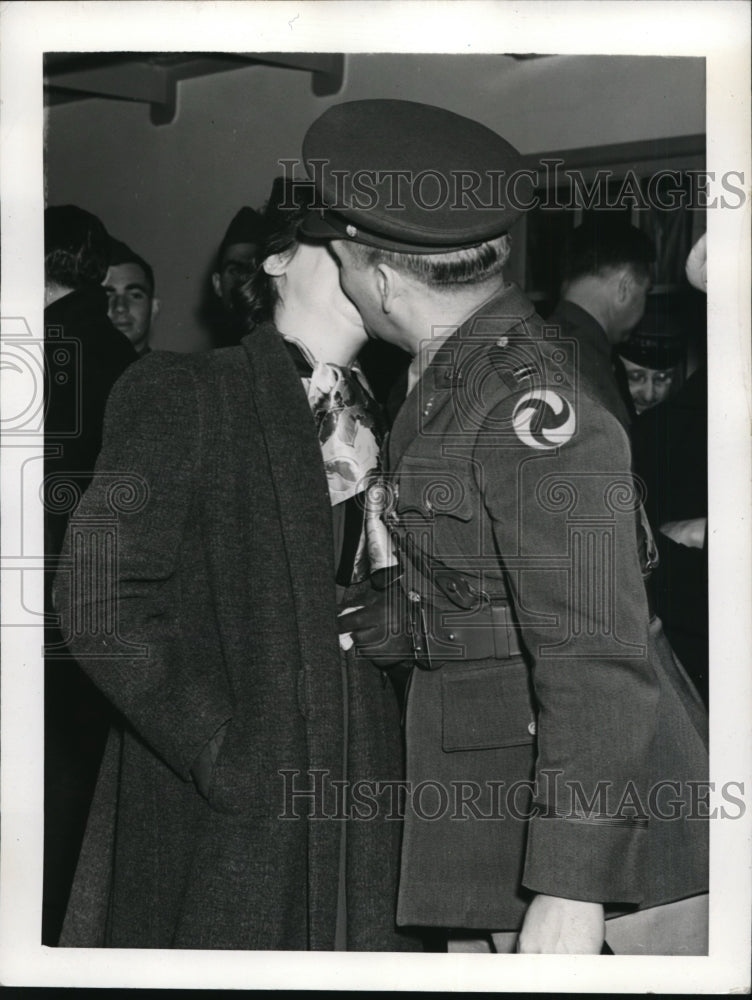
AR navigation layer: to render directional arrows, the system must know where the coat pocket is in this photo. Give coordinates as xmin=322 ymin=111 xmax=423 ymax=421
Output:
xmin=441 ymin=659 xmax=537 ymax=752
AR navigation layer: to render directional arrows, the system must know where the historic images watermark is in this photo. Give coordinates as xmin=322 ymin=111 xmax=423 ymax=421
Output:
xmin=278 ymin=158 xmax=747 ymax=213
xmin=278 ymin=768 xmax=746 ymax=823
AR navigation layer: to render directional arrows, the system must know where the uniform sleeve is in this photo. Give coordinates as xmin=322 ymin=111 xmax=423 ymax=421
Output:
xmin=477 ymin=387 xmax=660 ymax=905
xmin=51 ymin=355 xmax=233 ymax=782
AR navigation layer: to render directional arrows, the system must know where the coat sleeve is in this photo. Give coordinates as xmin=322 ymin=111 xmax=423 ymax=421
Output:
xmin=52 ymin=354 xmax=233 ymax=783
xmin=476 ymin=386 xmax=660 ymax=905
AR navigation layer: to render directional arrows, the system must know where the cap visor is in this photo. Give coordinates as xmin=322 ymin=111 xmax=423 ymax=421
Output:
xmin=300 ymin=207 xmax=492 ymax=254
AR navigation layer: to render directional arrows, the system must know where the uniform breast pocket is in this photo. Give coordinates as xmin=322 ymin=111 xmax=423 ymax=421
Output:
xmin=396 ymin=455 xmax=478 ymax=524
xmin=441 ymin=660 xmax=537 ymax=752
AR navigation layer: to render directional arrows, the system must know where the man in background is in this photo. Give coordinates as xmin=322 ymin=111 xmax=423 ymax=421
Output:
xmin=103 ymin=239 xmax=160 ymax=356
xmin=44 ymin=204 xmax=137 ymax=945
xmin=44 ymin=207 xmax=137 ymax=553
xmin=630 ymin=238 xmax=709 ymax=704
xmin=547 ymin=221 xmax=654 ymax=429
xmin=210 ymin=206 xmax=264 ymax=345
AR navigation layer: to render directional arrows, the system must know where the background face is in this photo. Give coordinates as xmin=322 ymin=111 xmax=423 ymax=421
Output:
xmin=214 ymin=242 xmax=258 ymax=310
xmin=622 ymin=356 xmax=676 ymax=413
xmin=103 ymin=261 xmax=154 ymax=347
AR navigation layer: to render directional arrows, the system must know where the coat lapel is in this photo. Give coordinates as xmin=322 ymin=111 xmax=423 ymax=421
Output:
xmin=242 ymin=327 xmax=339 ymax=654
xmin=241 ymin=326 xmax=343 ymax=949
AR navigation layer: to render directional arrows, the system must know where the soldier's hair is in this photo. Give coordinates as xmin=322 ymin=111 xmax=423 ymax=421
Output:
xmin=44 ymin=205 xmax=110 ymax=290
xmin=343 ymin=234 xmax=511 ymax=289
xmin=107 ymin=239 xmax=156 ymax=296
xmin=559 ymin=220 xmax=654 ymax=284
xmin=236 ymin=177 xmax=317 ymax=325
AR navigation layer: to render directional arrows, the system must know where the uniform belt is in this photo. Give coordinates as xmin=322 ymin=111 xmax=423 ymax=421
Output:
xmin=411 ymin=600 xmax=522 ymax=669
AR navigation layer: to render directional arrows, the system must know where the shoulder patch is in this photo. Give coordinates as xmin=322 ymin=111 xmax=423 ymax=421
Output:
xmin=512 ymin=389 xmax=576 ymax=450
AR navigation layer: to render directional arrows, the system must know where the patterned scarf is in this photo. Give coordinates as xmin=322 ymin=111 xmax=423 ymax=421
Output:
xmin=284 ymin=338 xmax=386 ymax=583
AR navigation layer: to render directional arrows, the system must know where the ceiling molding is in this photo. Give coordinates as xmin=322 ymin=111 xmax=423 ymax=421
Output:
xmin=44 ymin=53 xmax=345 ymax=125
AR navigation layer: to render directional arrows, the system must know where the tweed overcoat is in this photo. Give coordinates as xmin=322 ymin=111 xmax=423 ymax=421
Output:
xmin=54 ymin=325 xmax=410 ymax=951
xmin=384 ymin=284 xmax=708 ymax=932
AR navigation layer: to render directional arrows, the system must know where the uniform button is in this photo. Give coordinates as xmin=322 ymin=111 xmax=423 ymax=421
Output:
xmin=496 ymin=335 xmax=509 ymax=348
xmin=527 ymin=720 xmax=537 ymax=736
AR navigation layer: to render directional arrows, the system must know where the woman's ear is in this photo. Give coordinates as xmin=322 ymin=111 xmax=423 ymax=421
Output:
xmin=262 ymin=250 xmax=293 ymax=277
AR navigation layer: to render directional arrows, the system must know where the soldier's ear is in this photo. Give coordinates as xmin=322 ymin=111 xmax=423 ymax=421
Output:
xmin=375 ymin=263 xmax=397 ymax=314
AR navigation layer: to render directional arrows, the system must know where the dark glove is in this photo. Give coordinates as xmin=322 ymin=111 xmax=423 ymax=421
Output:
xmin=338 ymin=575 xmax=417 ymax=667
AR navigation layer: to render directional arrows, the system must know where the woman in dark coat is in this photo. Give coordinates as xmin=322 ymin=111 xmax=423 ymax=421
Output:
xmin=54 ymin=179 xmax=413 ymax=951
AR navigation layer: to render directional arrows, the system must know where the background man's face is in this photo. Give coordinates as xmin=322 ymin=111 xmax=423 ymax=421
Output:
xmin=103 ymin=262 xmax=156 ymax=351
xmin=212 ymin=242 xmax=258 ymax=310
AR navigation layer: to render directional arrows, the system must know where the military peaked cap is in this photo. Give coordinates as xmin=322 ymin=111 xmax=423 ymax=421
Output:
xmin=619 ymin=334 xmax=684 ymax=370
xmin=218 ymin=207 xmax=264 ymax=257
xmin=300 ymin=99 xmax=525 ymax=253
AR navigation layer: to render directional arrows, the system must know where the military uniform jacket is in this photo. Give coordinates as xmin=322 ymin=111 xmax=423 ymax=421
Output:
xmin=386 ymin=283 xmax=708 ymax=931
xmin=545 ymin=298 xmax=634 ymax=430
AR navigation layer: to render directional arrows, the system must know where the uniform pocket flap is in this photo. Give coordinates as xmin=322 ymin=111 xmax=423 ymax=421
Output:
xmin=442 ymin=661 xmax=536 ymax=751
xmin=396 ymin=455 xmax=477 ymax=522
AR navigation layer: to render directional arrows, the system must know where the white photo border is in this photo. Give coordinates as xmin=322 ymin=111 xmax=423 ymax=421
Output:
xmin=1 ymin=0 xmax=750 ymax=991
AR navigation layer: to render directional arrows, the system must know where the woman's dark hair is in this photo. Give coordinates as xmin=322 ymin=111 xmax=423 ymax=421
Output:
xmin=236 ymin=177 xmax=317 ymax=327
xmin=44 ymin=205 xmax=111 ymax=289
xmin=559 ymin=219 xmax=655 ymax=285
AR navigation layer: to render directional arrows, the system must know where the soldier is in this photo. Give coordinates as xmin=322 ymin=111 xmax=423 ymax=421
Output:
xmin=304 ymin=99 xmax=709 ymax=954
